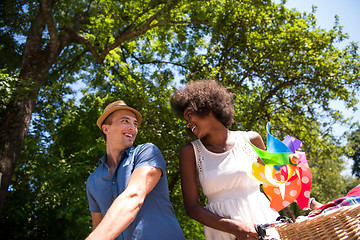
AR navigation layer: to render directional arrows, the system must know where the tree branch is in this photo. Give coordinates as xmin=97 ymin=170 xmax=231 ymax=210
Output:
xmin=102 ymin=0 xmax=183 ymax=61
xmin=121 ymin=45 xmax=188 ymax=69
xmin=41 ymin=0 xmax=60 ymax=55
xmin=68 ymin=32 xmax=103 ymax=63
xmin=127 ymin=2 xmax=164 ymax=31
xmin=169 ymin=20 xmax=212 ymax=26
xmin=65 ymin=0 xmax=210 ymax=64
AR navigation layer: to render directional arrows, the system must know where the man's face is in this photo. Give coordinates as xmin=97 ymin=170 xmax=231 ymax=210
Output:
xmin=102 ymin=109 xmax=139 ymax=149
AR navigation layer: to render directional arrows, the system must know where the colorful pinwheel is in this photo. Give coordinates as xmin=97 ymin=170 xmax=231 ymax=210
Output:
xmin=249 ymin=123 xmax=312 ymax=212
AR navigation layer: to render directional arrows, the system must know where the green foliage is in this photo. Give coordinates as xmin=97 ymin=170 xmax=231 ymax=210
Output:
xmin=347 ymin=124 xmax=360 ymax=177
xmin=0 ymin=70 xmax=40 ymax=116
xmin=179 ymin=0 xmax=360 ymax=207
xmin=1 ymin=0 xmax=360 ymax=239
xmin=0 ymin=70 xmax=18 ymax=114
xmin=1 ymin=100 xmax=104 ymax=239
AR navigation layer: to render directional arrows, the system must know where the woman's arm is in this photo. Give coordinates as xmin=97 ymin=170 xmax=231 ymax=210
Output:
xmin=179 ymin=144 xmax=258 ymax=239
xmin=246 ymin=131 xmax=266 ymax=165
xmin=247 ymin=131 xmax=266 ymax=150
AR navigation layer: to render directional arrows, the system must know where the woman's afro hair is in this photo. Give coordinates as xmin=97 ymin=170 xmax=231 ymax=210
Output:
xmin=170 ymin=80 xmax=235 ymax=127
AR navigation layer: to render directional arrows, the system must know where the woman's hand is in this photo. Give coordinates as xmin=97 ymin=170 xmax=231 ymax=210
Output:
xmin=231 ymin=220 xmax=258 ymax=239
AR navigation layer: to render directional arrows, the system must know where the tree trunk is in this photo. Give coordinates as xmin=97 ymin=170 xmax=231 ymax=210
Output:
xmin=0 ymin=58 xmax=59 ymax=215
xmin=0 ymin=4 xmax=63 ymax=215
xmin=0 ymin=97 xmax=35 ymax=216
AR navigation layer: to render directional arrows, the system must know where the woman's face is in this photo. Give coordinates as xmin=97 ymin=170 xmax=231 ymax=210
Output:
xmin=183 ymin=107 xmax=210 ymax=139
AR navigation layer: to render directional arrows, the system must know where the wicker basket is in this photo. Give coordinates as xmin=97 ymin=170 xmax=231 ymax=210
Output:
xmin=275 ymin=204 xmax=360 ymax=240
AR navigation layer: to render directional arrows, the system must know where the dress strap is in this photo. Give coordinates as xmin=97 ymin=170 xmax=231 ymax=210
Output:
xmin=237 ymin=131 xmax=260 ymax=164
xmin=191 ymin=140 xmax=204 ymax=174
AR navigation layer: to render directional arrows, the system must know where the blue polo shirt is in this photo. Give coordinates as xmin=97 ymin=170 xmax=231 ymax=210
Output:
xmin=86 ymin=143 xmax=185 ymax=240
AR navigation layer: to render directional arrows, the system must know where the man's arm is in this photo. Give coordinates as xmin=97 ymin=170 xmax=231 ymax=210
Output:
xmin=86 ymin=166 xmax=162 ymax=240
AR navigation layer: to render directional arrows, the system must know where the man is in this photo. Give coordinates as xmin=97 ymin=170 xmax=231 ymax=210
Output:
xmin=86 ymin=100 xmax=185 ymax=240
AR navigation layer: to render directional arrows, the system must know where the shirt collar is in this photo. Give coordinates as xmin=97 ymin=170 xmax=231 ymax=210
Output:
xmin=98 ymin=146 xmax=134 ymax=165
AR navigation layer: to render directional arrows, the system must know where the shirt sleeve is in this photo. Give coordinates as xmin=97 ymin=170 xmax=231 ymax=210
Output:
xmin=133 ymin=143 xmax=166 ymax=176
xmin=86 ymin=175 xmax=101 ymax=213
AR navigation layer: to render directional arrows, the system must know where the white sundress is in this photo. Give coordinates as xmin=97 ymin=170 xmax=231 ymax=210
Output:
xmin=191 ymin=131 xmax=279 ymax=240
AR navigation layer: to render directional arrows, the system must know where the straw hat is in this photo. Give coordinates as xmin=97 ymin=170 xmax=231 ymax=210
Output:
xmin=96 ymin=100 xmax=142 ymax=129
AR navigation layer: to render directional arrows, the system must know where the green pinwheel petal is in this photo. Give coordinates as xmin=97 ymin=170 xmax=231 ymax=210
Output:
xmin=248 ymin=141 xmax=292 ymax=165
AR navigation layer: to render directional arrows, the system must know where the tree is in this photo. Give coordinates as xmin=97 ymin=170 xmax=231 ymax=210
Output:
xmin=1 ymin=0 xmax=360 ymax=238
xmin=176 ymin=0 xmax=360 ymax=203
xmin=0 ymin=72 xmax=196 ymax=239
xmin=0 ymin=0 xmax=204 ymax=215
xmin=347 ymin=124 xmax=360 ymax=177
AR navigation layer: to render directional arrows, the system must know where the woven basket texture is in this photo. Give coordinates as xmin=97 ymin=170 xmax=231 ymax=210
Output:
xmin=275 ymin=204 xmax=360 ymax=240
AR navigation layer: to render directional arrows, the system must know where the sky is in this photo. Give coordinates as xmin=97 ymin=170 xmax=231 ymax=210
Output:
xmin=275 ymin=0 xmax=360 ymax=136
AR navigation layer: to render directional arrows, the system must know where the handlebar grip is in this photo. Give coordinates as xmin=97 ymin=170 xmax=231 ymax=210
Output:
xmin=255 ymin=224 xmax=266 ymax=239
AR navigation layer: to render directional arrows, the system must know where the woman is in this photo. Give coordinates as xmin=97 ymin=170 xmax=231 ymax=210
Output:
xmin=171 ymin=80 xmax=279 ymax=239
